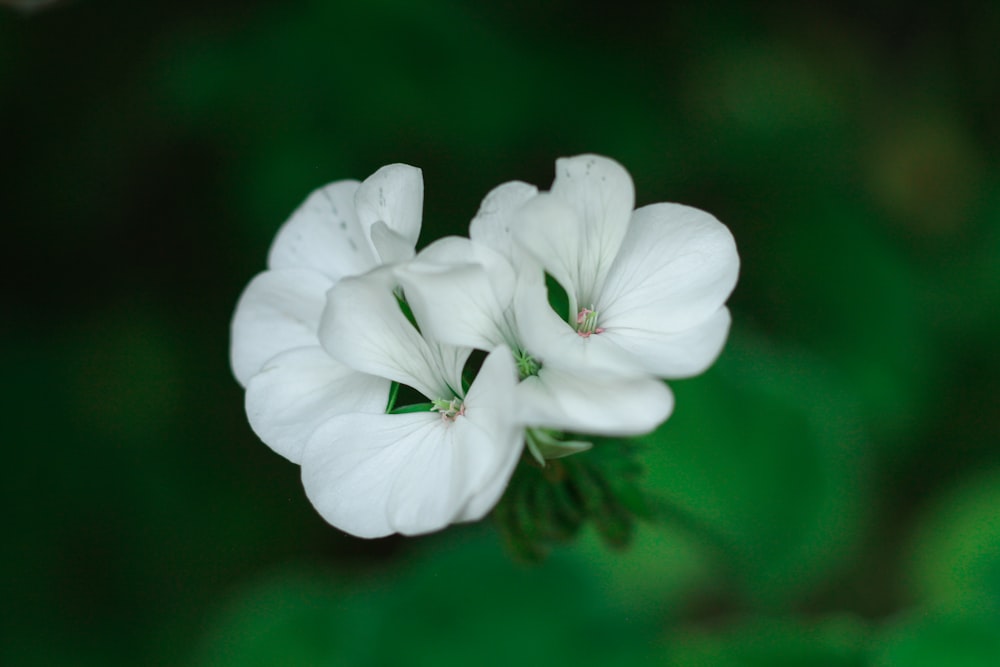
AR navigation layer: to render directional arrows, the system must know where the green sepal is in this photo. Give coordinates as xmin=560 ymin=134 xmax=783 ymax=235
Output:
xmin=526 ymin=427 xmax=593 ymax=460
xmin=385 ymin=382 xmax=401 ymax=413
xmin=492 ymin=436 xmax=654 ymax=563
xmin=394 ymin=288 xmax=420 ymax=332
xmin=388 ymin=402 xmax=435 ymax=414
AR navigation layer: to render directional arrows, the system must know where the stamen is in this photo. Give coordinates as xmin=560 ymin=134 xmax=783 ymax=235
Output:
xmin=514 ymin=349 xmax=542 ymax=379
xmin=430 ymin=397 xmax=465 ymax=422
xmin=575 ymin=306 xmax=604 ymax=337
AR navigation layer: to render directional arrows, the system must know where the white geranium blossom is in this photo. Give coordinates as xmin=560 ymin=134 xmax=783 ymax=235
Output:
xmin=229 ymin=164 xmax=423 ymax=463
xmin=305 ymin=268 xmax=522 ymax=537
xmin=395 ymin=182 xmax=674 ymax=444
xmin=512 ymin=154 xmax=740 ymax=379
xmin=229 ymin=154 xmax=740 ymax=541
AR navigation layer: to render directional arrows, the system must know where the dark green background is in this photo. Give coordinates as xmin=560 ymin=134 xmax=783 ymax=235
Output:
xmin=3 ymin=1 xmax=998 ymax=665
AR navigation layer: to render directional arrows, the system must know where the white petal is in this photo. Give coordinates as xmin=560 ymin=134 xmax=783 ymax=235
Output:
xmin=513 ymin=194 xmax=584 ymax=317
xmin=354 ymin=163 xmax=423 ymax=255
xmin=301 ymin=349 xmax=520 ymax=537
xmin=515 ymin=155 xmax=635 ymax=307
xmin=395 ymin=237 xmax=517 ymax=351
xmin=451 ymin=347 xmax=523 ymax=522
xmin=245 ymin=347 xmax=390 ymax=463
xmin=550 ymin=155 xmax=635 ymax=233
xmin=412 ymin=236 xmax=518 ymax=308
xmin=599 ymin=203 xmax=740 ymax=333
xmin=267 ymin=180 xmax=378 ymax=282
xmin=230 ymin=268 xmax=332 ymax=387
xmin=469 ymin=180 xmax=539 ymax=268
xmin=318 ymin=268 xmax=468 ymax=400
xmin=302 ymin=412 xmax=465 ymax=538
xmin=397 ymin=263 xmax=506 ymax=350
xmin=517 ymin=365 xmax=674 ymax=436
xmin=603 ymin=307 xmax=733 ymax=378
xmin=428 ymin=344 xmax=471 ymax=401
xmin=369 ymin=220 xmax=416 ymax=265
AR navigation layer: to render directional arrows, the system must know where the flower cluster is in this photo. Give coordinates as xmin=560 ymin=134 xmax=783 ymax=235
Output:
xmin=230 ymin=155 xmax=739 ymax=539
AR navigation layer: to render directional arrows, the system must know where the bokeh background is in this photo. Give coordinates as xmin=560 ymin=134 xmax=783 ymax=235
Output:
xmin=3 ymin=1 xmax=999 ymax=665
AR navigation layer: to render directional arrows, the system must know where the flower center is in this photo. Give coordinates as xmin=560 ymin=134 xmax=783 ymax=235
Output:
xmin=431 ymin=397 xmax=465 ymax=422
xmin=575 ymin=306 xmax=604 ymax=337
xmin=514 ymin=349 xmax=542 ymax=379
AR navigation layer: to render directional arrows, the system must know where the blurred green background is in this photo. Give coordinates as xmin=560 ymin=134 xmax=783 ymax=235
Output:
xmin=3 ymin=1 xmax=999 ymax=665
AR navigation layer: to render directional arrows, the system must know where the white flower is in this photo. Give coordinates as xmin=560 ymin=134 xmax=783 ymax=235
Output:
xmin=229 ymin=164 xmax=423 ymax=463
xmin=304 ymin=268 xmax=522 ymax=537
xmin=394 ymin=182 xmax=674 ymax=443
xmin=512 ymin=154 xmax=740 ymax=379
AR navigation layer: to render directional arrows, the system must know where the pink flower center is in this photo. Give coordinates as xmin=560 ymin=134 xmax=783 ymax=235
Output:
xmin=575 ymin=306 xmax=604 ymax=337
